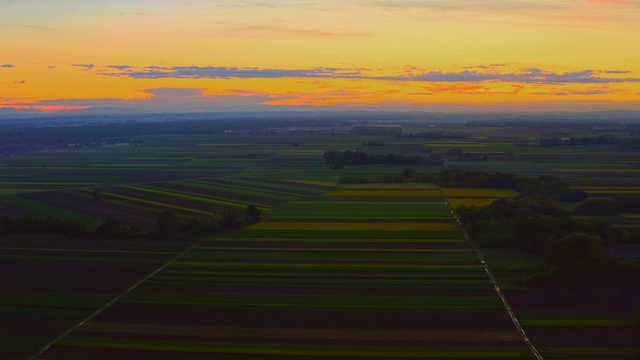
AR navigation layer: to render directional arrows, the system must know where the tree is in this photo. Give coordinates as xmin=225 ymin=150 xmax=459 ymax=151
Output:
xmin=93 ymin=189 xmax=102 ymax=201
xmin=535 ymin=232 xmax=618 ymax=287
xmin=220 ymin=210 xmax=242 ymax=230
xmin=156 ymin=211 xmax=178 ymax=236
xmin=403 ymin=168 xmax=416 ymax=178
xmin=574 ymin=199 xmax=617 ymax=216
xmin=96 ymin=214 xmax=121 ymax=237
xmin=244 ymin=204 xmax=264 ymax=225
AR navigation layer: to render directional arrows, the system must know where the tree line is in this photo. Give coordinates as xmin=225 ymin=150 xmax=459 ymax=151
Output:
xmin=0 ymin=204 xmax=264 ymax=240
xmin=323 ymin=150 xmax=445 ymax=169
xmin=539 ymin=135 xmax=640 ymax=149
xmin=447 ymin=170 xmax=640 ymax=288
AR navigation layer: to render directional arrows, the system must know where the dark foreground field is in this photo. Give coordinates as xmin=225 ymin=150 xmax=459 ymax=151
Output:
xmin=32 ymin=185 xmax=535 ymax=359
xmin=0 ymin=237 xmax=191 ymax=360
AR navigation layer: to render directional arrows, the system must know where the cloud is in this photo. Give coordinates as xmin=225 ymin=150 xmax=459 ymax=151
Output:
xmin=601 ymin=70 xmax=631 ymax=74
xmin=1 ymin=64 xmax=15 ymax=68
xmin=27 ymin=87 xmax=293 ymax=112
xmin=204 ymin=23 xmax=372 ymax=38
xmin=0 ymin=22 xmax=59 ymax=31
xmin=532 ymin=89 xmax=612 ymax=96
xmin=141 ymin=88 xmax=205 ymax=98
xmin=6 ymin=86 xmax=640 ymax=114
xmin=72 ymin=64 xmax=96 ymax=70
xmin=99 ymin=65 xmax=364 ymax=80
xmin=429 ymin=84 xmax=488 ymax=93
xmin=0 ymin=80 xmax=26 ymax=85
xmin=83 ymin=64 xmax=640 ymax=85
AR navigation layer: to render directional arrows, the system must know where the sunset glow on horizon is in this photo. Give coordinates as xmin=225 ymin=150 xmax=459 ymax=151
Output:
xmin=2 ymin=0 xmax=640 ymax=113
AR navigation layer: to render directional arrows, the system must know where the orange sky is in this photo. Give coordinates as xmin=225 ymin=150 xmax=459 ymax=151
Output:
xmin=1 ymin=0 xmax=640 ymax=113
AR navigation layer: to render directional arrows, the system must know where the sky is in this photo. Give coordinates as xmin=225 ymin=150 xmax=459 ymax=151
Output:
xmin=1 ymin=0 xmax=640 ymax=113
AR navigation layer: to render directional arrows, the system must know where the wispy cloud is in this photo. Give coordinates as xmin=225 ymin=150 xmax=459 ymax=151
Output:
xmin=531 ymin=86 xmax=631 ymax=96
xmin=1 ymin=64 xmax=15 ymax=68
xmin=25 ymin=87 xmax=293 ymax=112
xmin=108 ymin=65 xmax=132 ymax=70
xmin=204 ymin=22 xmax=372 ymax=38
xmin=82 ymin=64 xmax=640 ymax=84
xmin=0 ymin=22 xmax=60 ymax=31
xmin=99 ymin=65 xmax=364 ymax=80
xmin=532 ymin=89 xmax=610 ymax=96
xmin=72 ymin=64 xmax=96 ymax=70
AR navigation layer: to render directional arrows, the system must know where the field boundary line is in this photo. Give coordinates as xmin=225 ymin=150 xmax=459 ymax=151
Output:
xmin=28 ymin=239 xmax=203 ymax=360
xmin=440 ymin=191 xmax=544 ymax=360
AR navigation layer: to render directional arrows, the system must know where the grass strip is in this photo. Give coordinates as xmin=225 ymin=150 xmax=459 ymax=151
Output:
xmin=0 ymin=247 xmax=179 ymax=256
xmin=150 ymin=276 xmax=492 ymax=287
xmin=543 ymin=347 xmax=640 ymax=357
xmin=59 ymin=337 xmax=532 ymax=358
xmin=519 ymin=318 xmax=634 ymax=327
xmin=171 ymin=261 xmax=484 ymax=271
xmin=180 ymin=251 xmax=478 ymax=263
xmin=248 ymin=222 xmax=462 ymax=231
xmin=0 ymin=305 xmax=92 ymax=318
xmin=128 ymin=184 xmax=272 ymax=208
xmin=177 ymin=180 xmax=301 ymax=201
xmin=194 ymin=246 xmax=474 ymax=253
xmin=0 ymin=335 xmax=50 ymax=352
xmin=0 ymin=292 xmax=110 ymax=309
xmin=0 ymin=254 xmax=166 ymax=264
xmin=160 ymin=270 xmax=489 ymax=279
xmin=122 ymin=292 xmax=501 ymax=309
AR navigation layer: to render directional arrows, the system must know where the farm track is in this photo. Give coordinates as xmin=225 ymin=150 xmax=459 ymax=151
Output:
xmin=27 ymin=239 xmax=204 ymax=360
xmin=440 ymin=190 xmax=543 ymax=360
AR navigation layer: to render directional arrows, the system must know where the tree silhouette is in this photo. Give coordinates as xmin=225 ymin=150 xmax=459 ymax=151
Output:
xmin=156 ymin=211 xmax=178 ymax=236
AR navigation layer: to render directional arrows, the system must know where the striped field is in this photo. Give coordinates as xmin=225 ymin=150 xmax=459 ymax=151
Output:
xmin=36 ymin=184 xmax=533 ymax=359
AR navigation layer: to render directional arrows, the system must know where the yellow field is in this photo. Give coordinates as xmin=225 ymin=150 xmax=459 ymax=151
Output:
xmin=248 ymin=221 xmax=461 ymax=231
xmin=339 ymin=183 xmax=438 ymax=190
xmin=327 ymin=189 xmax=442 ymax=197
xmin=621 ymin=214 xmax=640 ymax=219
xmin=277 ymin=180 xmax=337 ymax=187
xmin=440 ymin=188 xmax=519 ymax=198
xmin=447 ymin=198 xmax=497 ymax=208
xmin=584 ymin=190 xmax=640 ymax=195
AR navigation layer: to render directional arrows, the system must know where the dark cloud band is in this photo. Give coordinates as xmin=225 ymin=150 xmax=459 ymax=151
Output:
xmin=87 ymin=65 xmax=640 ymax=84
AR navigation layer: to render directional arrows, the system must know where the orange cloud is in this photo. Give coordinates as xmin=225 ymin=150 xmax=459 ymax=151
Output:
xmin=429 ymin=85 xmax=488 ymax=93
xmin=32 ymin=105 xmax=91 ymax=113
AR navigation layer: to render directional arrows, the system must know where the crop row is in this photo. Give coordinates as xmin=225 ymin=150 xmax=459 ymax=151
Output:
xmin=0 ymin=176 xmax=335 ymax=229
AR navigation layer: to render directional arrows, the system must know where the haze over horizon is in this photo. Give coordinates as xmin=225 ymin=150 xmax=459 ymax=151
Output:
xmin=2 ymin=0 xmax=640 ymax=114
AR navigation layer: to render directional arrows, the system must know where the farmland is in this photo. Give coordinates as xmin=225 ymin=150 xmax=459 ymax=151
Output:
xmin=1 ymin=115 xmax=639 ymax=359
xmin=0 ymin=236 xmax=190 ymax=359
xmin=32 ymin=184 xmax=534 ymax=359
